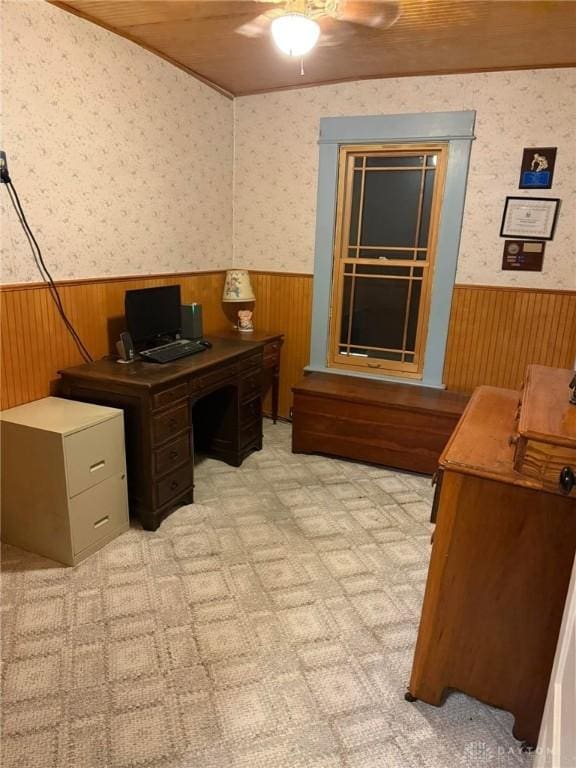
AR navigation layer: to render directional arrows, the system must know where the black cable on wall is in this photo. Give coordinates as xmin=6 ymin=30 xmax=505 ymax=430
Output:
xmin=2 ymin=155 xmax=93 ymax=364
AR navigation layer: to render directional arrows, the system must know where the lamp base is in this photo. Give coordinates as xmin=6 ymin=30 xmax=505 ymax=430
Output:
xmin=237 ymin=309 xmax=254 ymax=333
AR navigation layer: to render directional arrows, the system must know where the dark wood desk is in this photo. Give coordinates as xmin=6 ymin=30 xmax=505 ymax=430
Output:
xmin=213 ymin=330 xmax=283 ymax=423
xmin=59 ymin=337 xmax=268 ymax=531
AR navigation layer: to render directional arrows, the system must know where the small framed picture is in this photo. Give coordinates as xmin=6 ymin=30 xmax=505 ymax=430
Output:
xmin=502 ymin=240 xmax=545 ymax=272
xmin=519 ymin=147 xmax=557 ymax=189
xmin=500 ymin=196 xmax=560 ymax=241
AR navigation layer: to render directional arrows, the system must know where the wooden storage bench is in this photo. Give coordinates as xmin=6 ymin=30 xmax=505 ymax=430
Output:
xmin=292 ymin=372 xmax=468 ymax=474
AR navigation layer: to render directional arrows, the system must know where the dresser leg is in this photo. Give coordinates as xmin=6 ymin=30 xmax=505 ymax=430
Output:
xmin=510 ymin=709 xmax=541 ymax=752
xmin=404 ymin=691 xmax=418 ymax=702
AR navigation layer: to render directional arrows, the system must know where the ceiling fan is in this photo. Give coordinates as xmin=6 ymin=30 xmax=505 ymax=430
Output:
xmin=236 ymin=0 xmax=401 ymax=62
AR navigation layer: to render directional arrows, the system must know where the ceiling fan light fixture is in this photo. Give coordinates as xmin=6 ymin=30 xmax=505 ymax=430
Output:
xmin=271 ymin=13 xmax=320 ymax=57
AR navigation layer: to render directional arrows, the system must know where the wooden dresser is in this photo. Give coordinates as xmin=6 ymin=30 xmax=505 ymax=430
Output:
xmin=407 ymin=365 xmax=576 ymax=748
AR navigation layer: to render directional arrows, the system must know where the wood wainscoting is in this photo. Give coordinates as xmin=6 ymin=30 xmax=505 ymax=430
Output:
xmin=0 ymin=271 xmax=229 ymax=411
xmin=443 ymin=285 xmax=576 ymax=392
xmin=250 ymin=271 xmax=313 ymax=420
xmin=1 ymin=273 xmax=574 ymax=418
xmin=0 ymin=269 xmax=314 ymax=420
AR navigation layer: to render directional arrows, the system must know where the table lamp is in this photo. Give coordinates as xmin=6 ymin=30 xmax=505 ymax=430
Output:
xmin=222 ymin=269 xmax=256 ymax=332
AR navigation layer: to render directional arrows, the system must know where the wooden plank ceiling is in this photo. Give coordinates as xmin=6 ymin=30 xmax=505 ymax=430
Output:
xmin=52 ymin=0 xmax=576 ymax=96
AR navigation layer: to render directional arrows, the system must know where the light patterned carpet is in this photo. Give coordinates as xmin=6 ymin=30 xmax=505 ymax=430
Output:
xmin=1 ymin=421 xmax=532 ymax=768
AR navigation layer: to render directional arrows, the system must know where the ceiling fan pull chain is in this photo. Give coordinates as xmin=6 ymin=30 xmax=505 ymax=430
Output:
xmin=300 ymin=56 xmax=305 ymax=76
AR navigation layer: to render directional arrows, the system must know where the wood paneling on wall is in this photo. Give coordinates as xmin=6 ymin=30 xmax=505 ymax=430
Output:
xmin=443 ymin=285 xmax=576 ymax=392
xmin=1 ymin=274 xmax=574 ymax=419
xmin=250 ymin=271 xmax=313 ymax=420
xmin=0 ymin=272 xmax=228 ymax=411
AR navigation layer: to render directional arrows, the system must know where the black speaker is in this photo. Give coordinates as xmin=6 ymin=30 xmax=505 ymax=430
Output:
xmin=116 ymin=331 xmax=135 ymax=363
xmin=181 ymin=303 xmax=203 ymax=340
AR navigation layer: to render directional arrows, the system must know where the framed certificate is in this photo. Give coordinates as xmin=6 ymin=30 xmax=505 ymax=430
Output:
xmin=500 ymin=197 xmax=560 ymax=241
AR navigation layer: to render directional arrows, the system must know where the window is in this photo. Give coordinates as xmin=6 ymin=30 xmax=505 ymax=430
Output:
xmin=328 ymin=144 xmax=447 ymax=379
xmin=309 ymin=111 xmax=475 ymax=388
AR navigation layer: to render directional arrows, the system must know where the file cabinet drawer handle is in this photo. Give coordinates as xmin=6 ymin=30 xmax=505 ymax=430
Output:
xmin=90 ymin=460 xmax=106 ymax=473
xmin=94 ymin=515 xmax=109 ymax=529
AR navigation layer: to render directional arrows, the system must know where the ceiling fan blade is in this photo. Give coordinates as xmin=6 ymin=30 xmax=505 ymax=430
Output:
xmin=335 ymin=0 xmax=400 ymax=29
xmin=316 ymin=16 xmax=359 ymax=47
xmin=236 ymin=13 xmax=273 ymax=38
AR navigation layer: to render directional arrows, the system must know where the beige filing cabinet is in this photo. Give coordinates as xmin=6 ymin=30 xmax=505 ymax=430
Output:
xmin=1 ymin=397 xmax=129 ymax=565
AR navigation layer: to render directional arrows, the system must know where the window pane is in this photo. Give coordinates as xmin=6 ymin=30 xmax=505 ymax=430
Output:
xmin=361 ymin=170 xmax=421 ymax=248
xmin=338 ymin=346 xmax=368 ymax=357
xmin=366 ymin=155 xmax=425 ymax=168
xmin=340 ymin=276 xmax=410 ymax=351
xmin=354 ymin=156 xmax=363 ymax=168
xmin=418 ymin=169 xmax=436 ymax=248
xmin=406 ymin=280 xmax=423 ymax=351
xmin=359 ymin=249 xmax=417 ymax=260
xmin=340 ymin=276 xmax=353 ymax=345
xmin=371 ymin=350 xmax=403 ymax=361
xmin=348 ymin=170 xmax=362 ymax=246
xmin=355 ymin=264 xmax=411 ymax=277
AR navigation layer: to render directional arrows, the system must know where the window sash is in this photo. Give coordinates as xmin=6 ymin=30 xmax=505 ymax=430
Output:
xmin=328 ymin=143 xmax=447 ymax=379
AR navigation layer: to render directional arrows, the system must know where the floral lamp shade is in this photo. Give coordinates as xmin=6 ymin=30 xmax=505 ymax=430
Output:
xmin=222 ymin=270 xmax=256 ymax=332
xmin=222 ymin=270 xmax=255 ymax=302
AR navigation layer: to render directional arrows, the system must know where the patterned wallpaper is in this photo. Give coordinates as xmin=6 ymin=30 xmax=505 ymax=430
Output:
xmin=233 ymin=70 xmax=576 ymax=289
xmin=1 ymin=0 xmax=233 ymax=284
xmin=2 ymin=0 xmax=574 ymax=291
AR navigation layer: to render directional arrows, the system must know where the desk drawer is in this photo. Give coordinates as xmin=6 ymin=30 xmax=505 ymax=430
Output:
xmin=240 ymin=397 xmax=261 ymax=426
xmin=193 ymin=364 xmax=238 ymax=394
xmin=240 ymin=419 xmax=262 ymax=449
xmin=152 ymin=403 xmax=189 ymax=444
xmin=241 ymin=371 xmax=262 ymax=401
xmin=263 ymin=341 xmax=281 ymax=368
xmin=65 ymin=415 xmax=125 ymax=498
xmin=155 ymin=464 xmax=193 ymax=508
xmin=154 ymin=434 xmax=191 ymax=476
xmin=69 ymin=472 xmax=129 ymax=556
xmin=153 ymin=384 xmax=188 ymax=411
xmin=240 ymin=351 xmax=263 ymax=372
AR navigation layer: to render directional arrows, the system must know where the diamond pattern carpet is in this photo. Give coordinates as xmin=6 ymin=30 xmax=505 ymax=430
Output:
xmin=1 ymin=421 xmax=531 ymax=767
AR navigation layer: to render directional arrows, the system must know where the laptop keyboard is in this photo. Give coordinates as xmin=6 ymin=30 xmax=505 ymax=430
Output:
xmin=140 ymin=340 xmax=206 ymax=364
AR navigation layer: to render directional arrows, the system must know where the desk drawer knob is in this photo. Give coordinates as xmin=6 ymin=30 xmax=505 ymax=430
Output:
xmin=170 ymin=480 xmax=179 ymax=491
xmin=559 ymin=466 xmax=575 ymax=494
xmin=169 ymin=418 xmax=177 ymax=428
xmin=169 ymin=450 xmax=179 ymax=460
